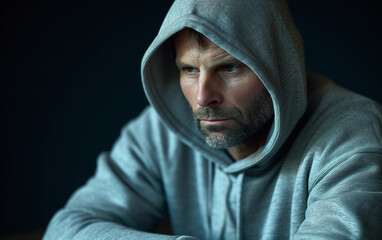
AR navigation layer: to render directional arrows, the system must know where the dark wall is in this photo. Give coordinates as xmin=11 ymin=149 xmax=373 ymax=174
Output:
xmin=288 ymin=0 xmax=382 ymax=99
xmin=1 ymin=0 xmax=381 ymax=236
xmin=1 ymin=0 xmax=173 ymax=236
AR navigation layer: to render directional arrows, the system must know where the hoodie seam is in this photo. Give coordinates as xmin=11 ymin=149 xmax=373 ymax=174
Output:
xmin=207 ymin=161 xmax=214 ymax=240
xmin=309 ymin=150 xmax=382 ymax=192
xmin=236 ymin=173 xmax=244 ymax=240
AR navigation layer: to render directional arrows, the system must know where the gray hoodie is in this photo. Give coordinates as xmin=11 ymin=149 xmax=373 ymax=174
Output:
xmin=44 ymin=0 xmax=382 ymax=239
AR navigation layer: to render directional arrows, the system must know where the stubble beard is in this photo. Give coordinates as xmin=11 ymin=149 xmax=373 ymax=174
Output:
xmin=193 ymin=92 xmax=274 ymax=149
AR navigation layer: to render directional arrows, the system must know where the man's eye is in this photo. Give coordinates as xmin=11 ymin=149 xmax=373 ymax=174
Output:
xmin=183 ymin=67 xmax=198 ymax=74
xmin=223 ymin=64 xmax=240 ymax=73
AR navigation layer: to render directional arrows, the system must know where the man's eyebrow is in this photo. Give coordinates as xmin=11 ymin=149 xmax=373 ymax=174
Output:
xmin=175 ymin=60 xmax=193 ymax=69
xmin=175 ymin=55 xmax=243 ymax=69
xmin=215 ymin=57 xmax=242 ymax=66
xmin=209 ymin=56 xmax=243 ymax=69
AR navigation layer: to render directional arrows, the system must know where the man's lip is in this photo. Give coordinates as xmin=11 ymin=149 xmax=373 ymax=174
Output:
xmin=200 ymin=118 xmax=230 ymax=121
xmin=200 ymin=118 xmax=233 ymax=125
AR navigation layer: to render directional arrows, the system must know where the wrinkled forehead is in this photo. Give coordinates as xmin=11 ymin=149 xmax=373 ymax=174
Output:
xmin=174 ymin=28 xmax=231 ymax=61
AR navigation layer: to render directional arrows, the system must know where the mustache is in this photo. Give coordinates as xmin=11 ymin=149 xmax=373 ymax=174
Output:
xmin=193 ymin=107 xmax=243 ymax=120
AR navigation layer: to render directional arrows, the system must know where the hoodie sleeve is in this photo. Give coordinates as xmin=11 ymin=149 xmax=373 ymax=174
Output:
xmin=294 ymin=151 xmax=382 ymax=240
xmin=43 ymin=108 xmax=198 ymax=240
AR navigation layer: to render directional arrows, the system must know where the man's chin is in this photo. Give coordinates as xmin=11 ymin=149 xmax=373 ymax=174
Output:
xmin=205 ymin=135 xmax=230 ymax=149
xmin=202 ymin=126 xmax=254 ymax=149
xmin=204 ymin=130 xmax=240 ymax=149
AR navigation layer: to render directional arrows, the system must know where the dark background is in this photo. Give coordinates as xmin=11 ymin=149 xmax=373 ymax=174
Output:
xmin=1 ymin=0 xmax=381 ymax=237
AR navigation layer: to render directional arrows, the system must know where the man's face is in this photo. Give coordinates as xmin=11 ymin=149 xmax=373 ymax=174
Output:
xmin=174 ymin=29 xmax=274 ymax=152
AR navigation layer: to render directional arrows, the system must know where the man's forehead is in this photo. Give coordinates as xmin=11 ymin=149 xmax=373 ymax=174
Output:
xmin=174 ymin=29 xmax=231 ymax=61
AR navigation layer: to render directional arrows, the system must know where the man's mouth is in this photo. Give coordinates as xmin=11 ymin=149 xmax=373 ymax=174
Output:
xmin=199 ymin=118 xmax=233 ymax=126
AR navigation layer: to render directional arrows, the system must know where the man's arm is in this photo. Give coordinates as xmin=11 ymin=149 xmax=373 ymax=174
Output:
xmin=294 ymin=151 xmax=382 ymax=240
xmin=43 ymin=109 xmax=198 ymax=240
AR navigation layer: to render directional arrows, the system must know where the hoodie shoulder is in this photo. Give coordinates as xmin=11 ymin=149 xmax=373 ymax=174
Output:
xmin=295 ymin=74 xmax=382 ymax=189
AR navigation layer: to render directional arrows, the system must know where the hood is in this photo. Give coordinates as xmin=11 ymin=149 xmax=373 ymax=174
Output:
xmin=141 ymin=0 xmax=307 ymax=173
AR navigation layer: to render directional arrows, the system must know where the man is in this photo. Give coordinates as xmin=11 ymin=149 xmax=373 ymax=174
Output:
xmin=44 ymin=0 xmax=382 ymax=239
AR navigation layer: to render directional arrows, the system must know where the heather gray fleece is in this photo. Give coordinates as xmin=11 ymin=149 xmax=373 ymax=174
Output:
xmin=44 ymin=0 xmax=382 ymax=239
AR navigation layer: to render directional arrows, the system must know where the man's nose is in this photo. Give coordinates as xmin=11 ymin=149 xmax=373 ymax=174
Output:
xmin=196 ymin=73 xmax=223 ymax=107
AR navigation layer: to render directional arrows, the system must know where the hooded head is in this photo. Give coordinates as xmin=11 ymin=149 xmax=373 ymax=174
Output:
xmin=141 ymin=0 xmax=307 ymax=172
xmin=173 ymin=29 xmax=275 ymax=161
